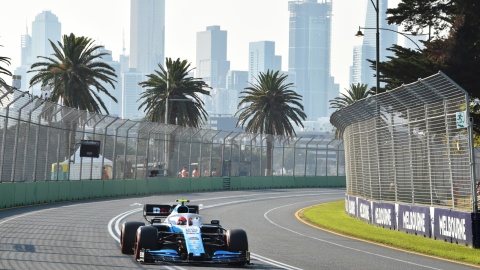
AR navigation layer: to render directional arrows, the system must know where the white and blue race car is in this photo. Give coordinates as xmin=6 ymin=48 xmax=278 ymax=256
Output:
xmin=120 ymin=199 xmax=250 ymax=265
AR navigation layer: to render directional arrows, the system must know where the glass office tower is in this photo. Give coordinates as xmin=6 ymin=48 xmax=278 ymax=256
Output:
xmin=288 ymin=0 xmax=338 ymax=119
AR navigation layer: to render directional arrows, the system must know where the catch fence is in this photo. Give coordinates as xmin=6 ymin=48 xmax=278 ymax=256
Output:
xmin=0 ymin=82 xmax=344 ymax=182
xmin=330 ymin=71 xmax=477 ymax=212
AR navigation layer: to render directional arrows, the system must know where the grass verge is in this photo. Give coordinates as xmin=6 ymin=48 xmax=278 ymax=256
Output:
xmin=299 ymin=200 xmax=480 ymax=266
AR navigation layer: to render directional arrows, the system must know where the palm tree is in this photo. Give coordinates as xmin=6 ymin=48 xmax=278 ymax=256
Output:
xmin=329 ymin=83 xmax=372 ymax=111
xmin=235 ymin=70 xmax=306 ymax=176
xmin=29 ymin=33 xmax=118 ymax=158
xmin=138 ymin=58 xmax=210 ymax=176
xmin=138 ymin=57 xmax=210 ymax=127
xmin=0 ymin=44 xmax=12 ymax=86
xmin=29 ymin=33 xmax=118 ymax=112
xmin=329 ymin=83 xmax=372 ymax=138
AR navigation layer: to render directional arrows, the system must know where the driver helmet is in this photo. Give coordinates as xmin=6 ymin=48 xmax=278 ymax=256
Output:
xmin=177 ymin=216 xmax=187 ymax=225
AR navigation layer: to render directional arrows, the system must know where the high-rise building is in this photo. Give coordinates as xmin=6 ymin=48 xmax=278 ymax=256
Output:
xmin=350 ymin=44 xmax=376 ymax=88
xmin=95 ymin=48 xmax=122 ymax=117
xmin=122 ymin=71 xmax=146 ymax=120
xmin=130 ymin=0 xmax=165 ymax=74
xmin=288 ymin=0 xmax=338 ymax=120
xmin=119 ymin=30 xmax=130 ymax=73
xmin=351 ymin=0 xmax=398 ymax=89
xmin=196 ymin=25 xmax=230 ymax=113
xmin=30 ymin=11 xmax=61 ymax=64
xmin=196 ymin=25 xmax=230 ymax=90
xmin=226 ymin=70 xmax=248 ymax=115
xmin=14 ymin=11 xmax=61 ymax=96
xmin=248 ymin=41 xmax=281 ymax=83
xmin=226 ymin=70 xmax=248 ymax=92
xmin=20 ymin=29 xmax=32 ymax=67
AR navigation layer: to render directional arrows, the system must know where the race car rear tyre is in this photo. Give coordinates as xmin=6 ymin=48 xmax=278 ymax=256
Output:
xmin=226 ymin=229 xmax=248 ymax=265
xmin=121 ymin=221 xmax=144 ymax=255
xmin=134 ymin=226 xmax=159 ymax=262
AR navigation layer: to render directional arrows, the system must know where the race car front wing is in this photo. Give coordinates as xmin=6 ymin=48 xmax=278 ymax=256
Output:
xmin=138 ymin=248 xmax=250 ymax=264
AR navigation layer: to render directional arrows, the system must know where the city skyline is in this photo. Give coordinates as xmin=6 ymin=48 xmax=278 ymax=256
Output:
xmin=0 ymin=0 xmax=402 ymax=94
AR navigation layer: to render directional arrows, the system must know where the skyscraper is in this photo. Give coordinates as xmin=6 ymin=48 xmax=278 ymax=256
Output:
xmin=226 ymin=70 xmax=248 ymax=92
xmin=20 ymin=29 xmax=32 ymax=67
xmin=30 ymin=11 xmax=61 ymax=64
xmin=196 ymin=25 xmax=230 ymax=113
xmin=95 ymin=48 xmax=122 ymax=117
xmin=288 ymin=0 xmax=338 ymax=120
xmin=130 ymin=0 xmax=165 ymax=74
xmin=248 ymin=41 xmax=281 ymax=83
xmin=226 ymin=70 xmax=248 ymax=115
xmin=14 ymin=10 xmax=61 ymax=96
xmin=351 ymin=0 xmax=398 ymax=89
xmin=122 ymin=71 xmax=146 ymax=120
xmin=196 ymin=25 xmax=230 ymax=89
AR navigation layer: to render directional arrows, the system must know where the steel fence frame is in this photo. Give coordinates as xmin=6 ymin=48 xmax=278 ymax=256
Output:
xmin=331 ymin=71 xmax=477 ymax=212
xmin=0 ymin=83 xmax=344 ymax=182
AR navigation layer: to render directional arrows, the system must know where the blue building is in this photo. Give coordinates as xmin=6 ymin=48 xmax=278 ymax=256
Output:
xmin=130 ymin=0 xmax=165 ymax=74
xmin=14 ymin=11 xmax=61 ymax=97
xmin=248 ymin=41 xmax=281 ymax=83
xmin=196 ymin=25 xmax=231 ymax=113
xmin=288 ymin=0 xmax=338 ymax=120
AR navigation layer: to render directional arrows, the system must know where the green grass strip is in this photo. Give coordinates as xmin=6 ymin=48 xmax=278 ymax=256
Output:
xmin=300 ymin=200 xmax=480 ymax=266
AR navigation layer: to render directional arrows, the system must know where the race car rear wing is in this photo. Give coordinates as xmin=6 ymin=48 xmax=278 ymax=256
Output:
xmin=143 ymin=204 xmax=200 ymax=217
xmin=144 ymin=204 xmax=172 ymax=217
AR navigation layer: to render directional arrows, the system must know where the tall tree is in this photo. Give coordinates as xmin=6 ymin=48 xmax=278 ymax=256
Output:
xmin=329 ymin=83 xmax=373 ymax=111
xmin=138 ymin=58 xmax=210 ymax=176
xmin=235 ymin=70 xmax=306 ymax=176
xmin=29 ymin=33 xmax=118 ymax=113
xmin=329 ymin=83 xmax=373 ymax=138
xmin=385 ymin=0 xmax=480 ymax=94
xmin=29 ymin=33 xmax=118 ymax=158
xmin=369 ymin=45 xmax=446 ymax=91
xmin=0 ymin=44 xmax=12 ymax=86
xmin=138 ymin=57 xmax=210 ymax=127
xmin=387 ymin=0 xmax=456 ymax=39
xmin=384 ymin=0 xmax=480 ymax=132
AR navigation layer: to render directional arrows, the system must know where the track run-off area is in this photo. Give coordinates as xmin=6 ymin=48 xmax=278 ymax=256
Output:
xmin=0 ymin=188 xmax=477 ymax=269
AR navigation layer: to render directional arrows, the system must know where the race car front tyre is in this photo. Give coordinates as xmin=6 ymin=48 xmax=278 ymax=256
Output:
xmin=226 ymin=229 xmax=249 ymax=265
xmin=134 ymin=226 xmax=159 ymax=262
xmin=121 ymin=221 xmax=144 ymax=255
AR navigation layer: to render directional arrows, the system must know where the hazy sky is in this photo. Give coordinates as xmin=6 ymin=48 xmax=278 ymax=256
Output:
xmin=0 ymin=0 xmax=401 ymax=92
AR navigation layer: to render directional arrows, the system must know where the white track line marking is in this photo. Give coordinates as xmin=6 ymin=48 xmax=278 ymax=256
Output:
xmin=264 ymin=200 xmax=444 ymax=270
xmin=107 ymin=191 xmax=342 ymax=269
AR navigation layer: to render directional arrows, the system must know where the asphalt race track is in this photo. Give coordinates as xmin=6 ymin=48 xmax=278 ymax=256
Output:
xmin=0 ymin=188 xmax=478 ymax=270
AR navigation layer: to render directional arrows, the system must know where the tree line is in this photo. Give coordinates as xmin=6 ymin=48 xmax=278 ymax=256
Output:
xmin=330 ymin=0 xmax=480 ymax=127
xmin=0 ymin=33 xmax=306 ymax=176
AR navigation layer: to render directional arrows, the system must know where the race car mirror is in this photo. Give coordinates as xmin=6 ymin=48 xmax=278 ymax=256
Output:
xmin=211 ymin=220 xmax=220 ymax=225
xmin=80 ymin=140 xmax=100 ymax=158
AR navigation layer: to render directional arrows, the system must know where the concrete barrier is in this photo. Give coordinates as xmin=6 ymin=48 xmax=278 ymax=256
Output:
xmin=0 ymin=176 xmax=345 ymax=209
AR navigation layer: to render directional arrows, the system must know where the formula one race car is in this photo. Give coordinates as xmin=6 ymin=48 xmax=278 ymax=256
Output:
xmin=120 ymin=199 xmax=250 ymax=265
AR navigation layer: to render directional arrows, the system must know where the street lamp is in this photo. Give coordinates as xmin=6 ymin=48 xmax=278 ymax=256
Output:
xmin=356 ymin=0 xmax=424 ymax=94
xmin=356 ymin=26 xmax=422 ymax=51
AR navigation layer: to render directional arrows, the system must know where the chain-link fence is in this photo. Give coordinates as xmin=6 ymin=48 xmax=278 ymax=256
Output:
xmin=0 ymin=83 xmax=344 ymax=183
xmin=331 ymin=71 xmax=477 ymax=212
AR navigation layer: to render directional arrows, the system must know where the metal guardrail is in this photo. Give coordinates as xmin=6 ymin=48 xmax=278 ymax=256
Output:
xmin=331 ymin=71 xmax=477 ymax=212
xmin=0 ymin=82 xmax=344 ymax=182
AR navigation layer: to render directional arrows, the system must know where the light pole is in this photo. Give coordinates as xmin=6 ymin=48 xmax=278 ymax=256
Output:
xmin=371 ymin=0 xmax=380 ymax=95
xmin=356 ymin=26 xmax=423 ymax=50
xmin=163 ymin=72 xmax=193 ymax=175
